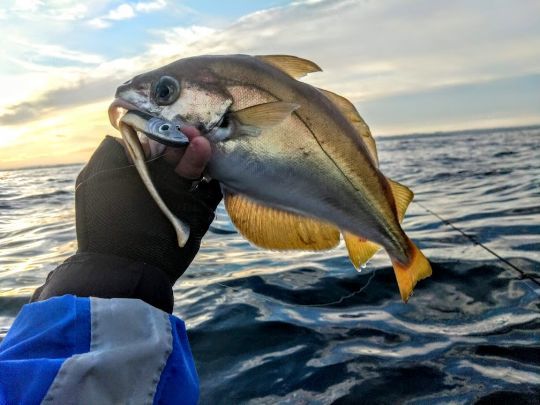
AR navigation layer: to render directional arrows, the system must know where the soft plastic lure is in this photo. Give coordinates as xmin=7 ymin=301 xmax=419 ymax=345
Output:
xmin=120 ymin=110 xmax=189 ymax=147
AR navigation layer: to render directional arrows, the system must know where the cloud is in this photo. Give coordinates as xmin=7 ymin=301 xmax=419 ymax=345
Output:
xmin=8 ymin=0 xmax=87 ymax=20
xmin=88 ymin=18 xmax=110 ymax=29
xmin=89 ymin=0 xmax=166 ymax=29
xmin=89 ymin=3 xmax=135 ymax=28
xmin=12 ymin=41 xmax=105 ymax=65
xmin=146 ymin=25 xmax=216 ymax=59
xmin=0 ymin=76 xmax=120 ymax=125
xmin=12 ymin=0 xmax=43 ymax=12
xmin=2 ymin=0 xmax=540 ymax=169
xmin=134 ymin=0 xmax=166 ymax=12
xmin=2 ymin=0 xmax=540 ymax=130
xmin=108 ymin=3 xmax=135 ymax=20
xmin=0 ymin=24 xmax=215 ymax=125
xmin=183 ymin=0 xmax=540 ymax=103
xmin=53 ymin=3 xmax=87 ymax=21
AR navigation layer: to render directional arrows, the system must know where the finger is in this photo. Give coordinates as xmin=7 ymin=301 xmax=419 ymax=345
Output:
xmin=175 ymin=135 xmax=212 ymax=179
xmin=163 ymin=125 xmax=201 ymax=166
xmin=180 ymin=125 xmax=202 ymax=141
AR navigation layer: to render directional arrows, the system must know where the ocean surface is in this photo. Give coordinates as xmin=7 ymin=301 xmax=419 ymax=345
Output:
xmin=1 ymin=127 xmax=539 ymax=403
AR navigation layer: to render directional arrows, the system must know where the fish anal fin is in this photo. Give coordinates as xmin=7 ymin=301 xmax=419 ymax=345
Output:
xmin=387 ymin=179 xmax=414 ymax=222
xmin=256 ymin=55 xmax=322 ymax=79
xmin=225 ymin=192 xmax=340 ymax=250
xmin=318 ymin=88 xmax=379 ymax=166
xmin=391 ymin=240 xmax=432 ymax=302
xmin=232 ymin=101 xmax=299 ymax=129
xmin=343 ymin=232 xmax=381 ymax=268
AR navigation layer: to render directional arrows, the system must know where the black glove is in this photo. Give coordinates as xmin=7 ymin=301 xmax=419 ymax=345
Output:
xmin=31 ymin=136 xmax=222 ymax=312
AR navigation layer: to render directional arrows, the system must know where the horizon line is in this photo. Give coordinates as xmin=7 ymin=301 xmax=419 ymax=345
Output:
xmin=2 ymin=123 xmax=539 ymax=172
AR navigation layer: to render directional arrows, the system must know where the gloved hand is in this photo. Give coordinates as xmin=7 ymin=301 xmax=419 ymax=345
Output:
xmin=75 ymin=134 xmax=222 ymax=281
xmin=31 ymin=129 xmax=222 ymax=312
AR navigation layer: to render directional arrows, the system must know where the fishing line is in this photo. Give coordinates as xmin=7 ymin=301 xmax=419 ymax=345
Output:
xmin=217 ymin=268 xmax=377 ymax=308
xmin=217 ymin=201 xmax=539 ymax=305
xmin=414 ymin=201 xmax=540 ymax=287
xmin=74 ymin=153 xmax=166 ymax=191
xmin=298 ymin=269 xmax=378 ymax=307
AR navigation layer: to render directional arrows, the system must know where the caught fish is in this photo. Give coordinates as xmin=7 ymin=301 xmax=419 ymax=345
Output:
xmin=108 ymin=54 xmax=432 ymax=301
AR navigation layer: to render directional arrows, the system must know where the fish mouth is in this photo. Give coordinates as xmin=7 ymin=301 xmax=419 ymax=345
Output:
xmin=108 ymin=98 xmax=143 ymax=129
xmin=108 ymin=98 xmax=190 ymax=148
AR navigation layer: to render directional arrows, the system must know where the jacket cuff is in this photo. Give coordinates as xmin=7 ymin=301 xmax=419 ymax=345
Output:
xmin=30 ymin=252 xmax=174 ymax=313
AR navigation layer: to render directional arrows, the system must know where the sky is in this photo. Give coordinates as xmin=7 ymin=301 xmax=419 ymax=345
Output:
xmin=0 ymin=0 xmax=539 ymax=169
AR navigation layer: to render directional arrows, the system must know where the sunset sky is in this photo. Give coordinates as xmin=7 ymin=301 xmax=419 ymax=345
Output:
xmin=0 ymin=0 xmax=539 ymax=169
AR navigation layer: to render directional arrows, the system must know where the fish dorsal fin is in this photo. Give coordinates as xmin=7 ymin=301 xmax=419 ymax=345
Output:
xmin=256 ymin=55 xmax=322 ymax=79
xmin=224 ymin=191 xmax=340 ymax=250
xmin=343 ymin=232 xmax=381 ymax=269
xmin=318 ymin=88 xmax=379 ymax=166
xmin=387 ymin=178 xmax=414 ymax=222
xmin=232 ymin=101 xmax=299 ymax=128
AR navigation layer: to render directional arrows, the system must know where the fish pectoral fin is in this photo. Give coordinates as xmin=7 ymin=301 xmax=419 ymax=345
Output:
xmin=224 ymin=191 xmax=340 ymax=250
xmin=387 ymin=178 xmax=414 ymax=222
xmin=256 ymin=55 xmax=322 ymax=79
xmin=232 ymin=102 xmax=300 ymax=131
xmin=391 ymin=240 xmax=432 ymax=302
xmin=343 ymin=232 xmax=382 ymax=268
xmin=318 ymin=88 xmax=379 ymax=166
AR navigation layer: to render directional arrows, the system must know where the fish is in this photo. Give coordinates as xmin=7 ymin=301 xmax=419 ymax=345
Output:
xmin=108 ymin=54 xmax=432 ymax=301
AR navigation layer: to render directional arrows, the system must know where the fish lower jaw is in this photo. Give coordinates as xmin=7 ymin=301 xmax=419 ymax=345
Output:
xmin=108 ymin=98 xmax=142 ymax=129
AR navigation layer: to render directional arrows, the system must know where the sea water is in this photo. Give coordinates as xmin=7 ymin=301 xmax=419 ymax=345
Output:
xmin=1 ymin=127 xmax=539 ymax=403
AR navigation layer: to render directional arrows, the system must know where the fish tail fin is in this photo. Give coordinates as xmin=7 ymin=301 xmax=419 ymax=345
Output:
xmin=391 ymin=239 xmax=432 ymax=302
xmin=343 ymin=232 xmax=381 ymax=268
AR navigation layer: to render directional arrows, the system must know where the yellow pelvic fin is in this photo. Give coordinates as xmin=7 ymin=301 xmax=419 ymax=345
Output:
xmin=232 ymin=101 xmax=299 ymax=128
xmin=343 ymin=232 xmax=381 ymax=268
xmin=256 ymin=55 xmax=322 ymax=79
xmin=387 ymin=179 xmax=414 ymax=222
xmin=391 ymin=240 xmax=432 ymax=302
xmin=224 ymin=192 xmax=340 ymax=250
xmin=318 ymin=88 xmax=379 ymax=166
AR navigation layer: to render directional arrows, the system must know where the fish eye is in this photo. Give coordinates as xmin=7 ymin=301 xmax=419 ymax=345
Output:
xmin=154 ymin=76 xmax=180 ymax=105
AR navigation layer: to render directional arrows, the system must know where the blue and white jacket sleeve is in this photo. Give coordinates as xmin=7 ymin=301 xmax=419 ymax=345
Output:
xmin=0 ymin=295 xmax=199 ymax=405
